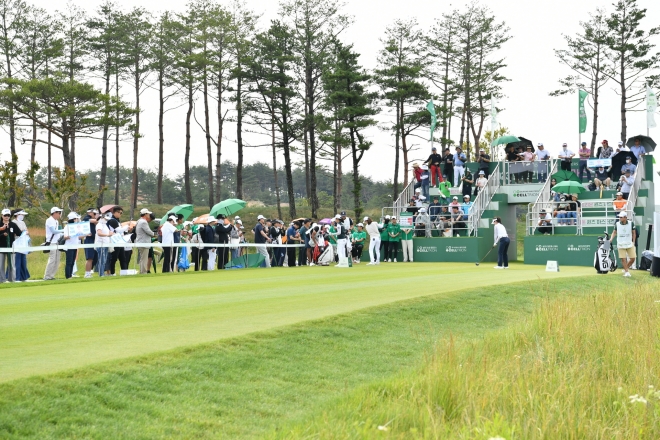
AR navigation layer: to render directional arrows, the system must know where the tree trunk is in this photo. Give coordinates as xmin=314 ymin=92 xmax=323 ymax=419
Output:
xmin=619 ymin=46 xmax=626 ymax=142
xmin=203 ymin=69 xmax=215 ymax=208
xmin=591 ymin=77 xmax=599 ymax=155
xmin=157 ymin=68 xmax=165 ymax=204
xmin=184 ymin=79 xmax=193 ymax=204
xmin=114 ymin=71 xmax=120 ymax=206
xmin=333 ymin=124 xmax=338 ymax=213
xmin=130 ymin=69 xmax=140 ymax=219
xmin=400 ymin=101 xmax=409 ymax=187
xmin=271 ymin=114 xmax=282 ymax=220
xmin=306 ymin=63 xmax=319 ymax=218
xmin=349 ymin=124 xmax=363 ymax=220
xmin=4 ymin=50 xmax=17 ymax=206
xmin=280 ymin=78 xmax=296 ymax=218
xmin=98 ymin=64 xmax=111 ymax=207
xmin=392 ymin=99 xmax=400 ymax=201
xmin=216 ymin=78 xmax=223 ymax=200
xmin=47 ymin=126 xmax=52 ymax=190
xmin=303 ymin=104 xmax=310 ymax=199
xmin=236 ymin=74 xmax=244 ymax=200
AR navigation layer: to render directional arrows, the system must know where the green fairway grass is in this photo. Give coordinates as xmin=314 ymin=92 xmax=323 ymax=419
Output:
xmin=0 ymin=263 xmax=594 ymax=383
xmin=1 ymin=273 xmax=636 ymax=439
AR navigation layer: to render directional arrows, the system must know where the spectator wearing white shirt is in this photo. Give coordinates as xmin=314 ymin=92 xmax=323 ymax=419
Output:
xmin=135 ymin=208 xmax=155 ymax=274
xmin=492 ymin=217 xmax=510 ymax=269
xmin=160 ymin=215 xmax=178 ymax=273
xmin=537 ymin=210 xmax=552 ymax=235
xmin=11 ymin=209 xmax=30 ymax=281
xmin=629 ymin=138 xmax=646 ymax=160
xmin=94 ymin=211 xmax=113 ymax=277
xmin=44 ymin=206 xmax=63 ymax=280
xmin=558 ymin=143 xmax=575 ymax=171
xmin=535 ymin=143 xmax=550 ymax=182
xmin=364 ymin=217 xmax=381 ymax=265
xmin=63 ymin=212 xmax=83 ymax=279
xmin=453 ymin=146 xmax=467 ymax=187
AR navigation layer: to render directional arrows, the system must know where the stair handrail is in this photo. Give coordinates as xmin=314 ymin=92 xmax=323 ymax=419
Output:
xmin=526 ymin=159 xmax=559 ymax=235
xmin=468 ymin=163 xmax=501 ymax=237
xmin=392 ymin=179 xmax=416 ymax=219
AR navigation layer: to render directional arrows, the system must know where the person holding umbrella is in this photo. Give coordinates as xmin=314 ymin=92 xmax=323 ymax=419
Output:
xmin=11 ymin=209 xmax=29 ymax=282
xmin=629 ymin=138 xmax=646 ymax=160
xmin=492 ymin=217 xmax=510 ymax=269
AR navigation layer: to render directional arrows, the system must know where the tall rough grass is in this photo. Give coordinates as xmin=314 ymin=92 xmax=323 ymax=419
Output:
xmin=281 ymin=281 xmax=660 ymax=439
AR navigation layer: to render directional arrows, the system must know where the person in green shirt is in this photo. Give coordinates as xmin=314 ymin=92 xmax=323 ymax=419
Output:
xmin=351 ymin=223 xmax=367 ymax=263
xmin=380 ymin=216 xmax=390 ymax=262
xmin=387 ymin=217 xmax=402 ymax=262
xmin=400 ymin=221 xmax=414 ymax=262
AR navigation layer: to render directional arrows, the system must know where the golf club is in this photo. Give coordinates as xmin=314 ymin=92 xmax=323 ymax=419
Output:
xmin=475 ymin=244 xmax=497 ymax=266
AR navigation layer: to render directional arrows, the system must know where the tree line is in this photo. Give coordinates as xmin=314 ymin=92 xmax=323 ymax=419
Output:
xmin=551 ymin=0 xmax=659 ymax=154
xmin=0 ymin=0 xmax=513 ymax=220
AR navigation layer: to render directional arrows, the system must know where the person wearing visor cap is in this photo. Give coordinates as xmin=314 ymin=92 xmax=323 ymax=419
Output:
xmin=612 ymin=192 xmax=627 ymax=213
xmin=386 ymin=216 xmax=401 ymax=263
xmin=0 ymin=208 xmax=20 ymax=283
xmin=351 ymin=223 xmax=366 ymax=263
xmin=43 ymin=206 xmax=63 ymax=280
xmin=11 ymin=209 xmax=30 ymax=281
xmin=135 ymin=208 xmax=155 ymax=274
xmin=611 ymin=211 xmax=636 ymax=277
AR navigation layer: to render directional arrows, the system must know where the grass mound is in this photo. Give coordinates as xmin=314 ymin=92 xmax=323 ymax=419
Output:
xmin=277 ymin=278 xmax=660 ymax=439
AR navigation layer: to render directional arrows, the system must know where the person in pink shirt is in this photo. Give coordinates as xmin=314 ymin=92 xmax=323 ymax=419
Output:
xmin=578 ymin=141 xmax=592 ymax=182
xmin=521 ymin=145 xmax=535 ymax=183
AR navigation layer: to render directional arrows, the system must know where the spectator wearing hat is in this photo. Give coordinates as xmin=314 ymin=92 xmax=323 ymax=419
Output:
xmin=611 ymin=211 xmax=636 ymax=277
xmin=537 ymin=210 xmax=553 ymax=235
xmin=63 ymin=212 xmax=83 ymax=279
xmin=442 ymin=148 xmax=454 ymax=184
xmin=412 ymin=163 xmax=422 ymax=192
xmin=613 ymin=192 xmax=627 ymax=213
xmin=420 ymin=164 xmax=430 ymax=199
xmin=332 ymin=214 xmax=349 ymax=262
xmin=0 ymin=208 xmax=19 ymax=282
xmin=229 ymin=219 xmax=244 ymax=261
xmin=44 ymin=206 xmax=63 ymax=280
xmin=621 ymin=156 xmax=637 ymax=176
xmin=135 ymin=208 xmax=155 ymax=274
xmin=461 ymin=168 xmax=473 ymax=197
xmin=629 ymin=138 xmax=646 ymax=160
xmin=476 ymin=148 xmax=490 ymax=179
xmin=492 ymin=217 xmax=510 ymax=269
xmin=453 ymin=146 xmax=467 ymax=187
xmin=286 ymin=221 xmax=301 ymax=266
xmin=11 ymin=209 xmax=29 ymax=281
xmin=351 ymin=223 xmax=366 ymax=263
xmin=461 ymin=195 xmax=472 ymax=217
xmin=521 ymin=145 xmax=536 ymax=183
xmin=612 ymin=141 xmax=625 ymax=157
xmin=449 ymin=196 xmax=461 ymax=210
xmin=161 ymin=215 xmax=178 ymax=273
xmin=536 ymin=143 xmax=550 ymax=182
xmin=558 ymin=143 xmax=574 ymax=172
xmin=387 ymin=216 xmax=401 ymax=262
xmin=298 ymin=219 xmax=311 ymax=266
xmin=254 ymin=215 xmax=272 ymax=268
xmin=578 ymin=141 xmax=592 ymax=183
xmin=380 ymin=215 xmax=390 ymax=262
xmin=215 ymin=215 xmax=232 ymax=269
xmin=105 ymin=206 xmax=130 ymax=275
xmin=270 ymin=219 xmax=285 ymax=267
xmin=424 ymin=146 xmax=444 ymax=186
xmin=475 ymin=171 xmax=488 ymax=195
xmin=619 ymin=169 xmax=634 ymax=199
xmin=415 ymin=207 xmax=432 ymax=238
xmin=597 ymin=140 xmax=613 ymax=159
xmin=593 ymin=166 xmax=611 ymax=189
xmin=95 ymin=211 xmax=115 ymax=277
xmin=82 ymin=208 xmax=99 ymax=278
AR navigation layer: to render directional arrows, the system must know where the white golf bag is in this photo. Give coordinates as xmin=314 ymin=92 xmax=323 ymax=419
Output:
xmin=594 ymin=233 xmax=617 ymax=274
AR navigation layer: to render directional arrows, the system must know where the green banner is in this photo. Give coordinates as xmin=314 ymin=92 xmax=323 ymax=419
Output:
xmin=426 ymin=100 xmax=437 ymax=142
xmin=578 ymin=89 xmax=588 ymax=134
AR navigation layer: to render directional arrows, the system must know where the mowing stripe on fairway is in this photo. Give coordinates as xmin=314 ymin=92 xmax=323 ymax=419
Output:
xmin=0 ymin=263 xmax=595 ymax=382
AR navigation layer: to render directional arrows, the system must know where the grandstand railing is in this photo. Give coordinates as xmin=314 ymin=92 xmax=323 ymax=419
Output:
xmin=391 ymin=179 xmax=416 ymax=219
xmin=468 ymin=163 xmax=501 ymax=237
xmin=525 ymin=200 xmax=633 ymax=236
xmin=502 ymin=160 xmax=553 ymax=186
xmin=526 ymin=160 xmax=559 ymax=235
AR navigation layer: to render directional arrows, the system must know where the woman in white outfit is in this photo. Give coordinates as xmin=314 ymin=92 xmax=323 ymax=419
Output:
xmin=365 ymin=216 xmax=381 ymax=265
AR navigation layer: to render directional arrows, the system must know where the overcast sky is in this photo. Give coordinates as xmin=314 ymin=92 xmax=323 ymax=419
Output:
xmin=18 ymin=0 xmax=660 ymax=191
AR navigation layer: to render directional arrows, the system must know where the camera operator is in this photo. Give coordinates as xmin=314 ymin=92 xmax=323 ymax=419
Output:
xmin=476 ymin=148 xmax=490 ymax=178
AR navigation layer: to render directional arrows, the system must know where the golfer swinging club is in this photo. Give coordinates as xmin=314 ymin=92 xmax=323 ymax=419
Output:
xmin=492 ymin=216 xmax=510 ymax=269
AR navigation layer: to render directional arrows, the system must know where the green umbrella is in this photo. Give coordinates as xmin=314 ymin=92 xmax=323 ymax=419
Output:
xmin=210 ymin=198 xmax=247 ymax=219
xmin=552 ymin=180 xmax=586 ymax=194
xmin=160 ymin=204 xmax=194 ymax=225
xmin=551 ymin=170 xmax=580 ymax=183
xmin=492 ymin=135 xmax=520 ymax=146
xmin=228 ymin=253 xmax=265 ymax=269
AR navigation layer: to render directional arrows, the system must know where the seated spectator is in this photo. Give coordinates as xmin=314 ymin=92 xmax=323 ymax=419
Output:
xmin=450 ymin=206 xmax=467 ymax=234
xmin=428 ymin=197 xmax=442 ymax=221
xmin=619 ymin=169 xmax=634 ymax=199
xmin=593 ymin=166 xmax=611 ymax=189
xmin=565 ymin=194 xmax=581 ymax=226
xmin=449 ymin=196 xmax=461 ymax=209
xmin=461 ymin=195 xmax=472 ymax=216
xmin=620 ymin=156 xmax=636 ymax=176
xmin=415 ymin=195 xmax=426 ymax=208
xmin=550 ymin=190 xmax=560 ymax=202
xmin=537 ymin=210 xmax=553 ymax=235
xmin=554 ymin=195 xmax=569 ymax=225
xmin=415 ymin=207 xmax=431 ymax=238
xmin=613 ymin=192 xmax=627 ymax=213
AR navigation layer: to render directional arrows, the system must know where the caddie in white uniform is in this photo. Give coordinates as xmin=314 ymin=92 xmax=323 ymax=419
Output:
xmin=611 ymin=211 xmax=636 ymax=277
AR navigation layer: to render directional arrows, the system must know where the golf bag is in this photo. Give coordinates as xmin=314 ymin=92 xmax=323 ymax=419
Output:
xmin=639 ymin=250 xmax=654 ymax=271
xmin=594 ymin=233 xmax=617 ymax=274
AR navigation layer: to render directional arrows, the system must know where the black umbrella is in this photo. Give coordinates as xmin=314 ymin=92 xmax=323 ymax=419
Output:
xmin=507 ymin=136 xmax=534 ymax=153
xmin=611 ymin=150 xmax=638 ymax=181
xmin=626 ymin=135 xmax=656 ymax=152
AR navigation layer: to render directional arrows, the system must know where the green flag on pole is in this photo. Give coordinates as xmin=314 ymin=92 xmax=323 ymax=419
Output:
xmin=426 ymin=100 xmax=437 ymax=142
xmin=578 ymin=89 xmax=588 ymax=134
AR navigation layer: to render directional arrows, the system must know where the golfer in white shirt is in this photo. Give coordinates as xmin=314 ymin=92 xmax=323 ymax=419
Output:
xmin=492 ymin=216 xmax=510 ymax=269
xmin=365 ymin=217 xmax=381 ymax=265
